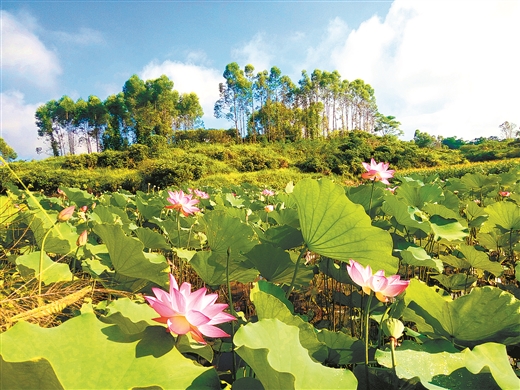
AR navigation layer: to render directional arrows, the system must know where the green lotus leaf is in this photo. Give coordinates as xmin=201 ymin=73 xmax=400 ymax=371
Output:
xmin=396 ymin=182 xmax=444 ymax=208
xmin=269 ymin=208 xmax=300 ymax=228
xmin=0 ymin=356 xmax=64 ymax=390
xmin=260 ymin=224 xmax=303 ymax=250
xmin=401 ymin=249 xmax=444 ymax=273
xmin=93 ymin=223 xmax=169 ymax=287
xmin=382 ymin=196 xmax=430 ymax=233
xmin=60 ymin=187 xmax=93 ymax=208
xmin=234 ymin=318 xmax=358 ymax=389
xmin=316 ymin=329 xmax=365 ymax=365
xmin=439 ymin=254 xmax=471 ymax=269
xmin=481 ymin=201 xmax=520 ymax=232
xmin=190 ymin=250 xmax=258 ymax=287
xmin=429 ymin=215 xmax=469 ymax=241
xmin=251 ymin=283 xmax=327 ymax=362
xmin=136 ymin=195 xmax=165 ymax=221
xmin=402 ymin=279 xmax=520 ymax=347
xmin=455 ymin=244 xmax=503 ymax=276
xmin=318 ymin=257 xmax=352 ymax=284
xmin=430 ymin=274 xmax=477 ymax=292
xmin=476 ymin=229 xmax=513 ymax=250
xmin=0 ymin=312 xmax=220 ymax=389
xmin=101 ymin=297 xmax=157 ymax=334
xmin=22 ymin=210 xmax=76 ymax=254
xmin=243 ymin=244 xmax=313 ymax=286
xmin=423 ymin=203 xmax=463 ymax=221
xmin=376 ymin=340 xmax=519 ymax=390
xmin=345 ymin=184 xmax=385 ymax=215
xmin=293 ymin=179 xmax=397 ymax=274
xmin=232 ymin=377 xmax=265 ymax=390
xmin=15 ymin=251 xmax=72 ymax=285
xmin=135 ymin=227 xmax=171 ymax=250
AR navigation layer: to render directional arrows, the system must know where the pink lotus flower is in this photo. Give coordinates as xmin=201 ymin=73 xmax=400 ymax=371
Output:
xmin=165 ymin=190 xmax=200 ymax=216
xmin=262 ymin=189 xmax=275 ymax=197
xmin=79 ymin=205 xmax=88 ymax=213
xmin=193 ymin=189 xmax=210 ymax=199
xmin=499 ymin=191 xmax=510 ymax=197
xmin=76 ymin=229 xmax=88 ymax=246
xmin=57 ymin=206 xmax=75 ymax=222
xmin=361 ymin=158 xmax=395 ymax=185
xmin=145 ymin=274 xmax=235 ymax=344
xmin=347 ymin=260 xmax=409 ymax=302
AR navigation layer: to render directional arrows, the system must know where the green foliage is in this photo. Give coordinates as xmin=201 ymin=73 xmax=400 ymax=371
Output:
xmin=0 ymin=137 xmax=17 ymax=162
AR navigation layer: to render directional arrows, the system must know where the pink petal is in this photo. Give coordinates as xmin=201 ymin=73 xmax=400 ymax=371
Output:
xmin=198 ymin=324 xmax=231 ymax=338
xmin=369 ymin=275 xmax=389 ymax=293
xmin=169 ymin=274 xmax=179 ymax=293
xmin=145 ymin=297 xmax=176 ymax=318
xmin=208 ymin=311 xmax=236 ymax=325
xmin=186 ymin=310 xmax=211 ymax=327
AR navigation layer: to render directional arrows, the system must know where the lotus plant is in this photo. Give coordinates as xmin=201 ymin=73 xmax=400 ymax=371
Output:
xmin=165 ymin=190 xmax=200 ymax=216
xmin=145 ymin=274 xmax=235 ymax=344
xmin=361 ymin=158 xmax=395 ymax=185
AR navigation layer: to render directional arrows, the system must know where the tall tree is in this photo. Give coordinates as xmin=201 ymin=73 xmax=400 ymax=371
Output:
xmin=499 ymin=121 xmax=518 ymax=139
xmin=55 ymin=96 xmax=77 ymax=154
xmin=174 ymin=93 xmax=204 ymax=130
xmin=103 ymin=93 xmax=131 ymax=150
xmin=35 ymin=100 xmax=64 ymax=156
xmin=0 ymin=137 xmax=17 ymax=162
xmin=374 ymin=114 xmax=403 ymax=136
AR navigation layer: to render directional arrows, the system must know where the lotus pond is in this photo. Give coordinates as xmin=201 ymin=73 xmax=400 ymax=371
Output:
xmin=1 ymin=163 xmax=519 ymax=389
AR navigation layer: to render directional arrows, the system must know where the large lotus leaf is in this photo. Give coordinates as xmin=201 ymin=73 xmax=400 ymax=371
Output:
xmin=93 ymin=224 xmax=169 ymax=287
xmin=92 ymin=205 xmax=132 ymax=230
xmin=190 ymin=250 xmax=258 ymax=287
xmin=270 ymin=208 xmax=300 ymax=228
xmin=345 ymin=184 xmax=385 ymax=215
xmin=260 ymin=224 xmax=303 ymax=250
xmin=0 ymin=312 xmax=220 ymax=389
xmin=109 ymin=192 xmax=132 ymax=208
xmin=251 ymin=284 xmax=327 ymax=362
xmin=439 ymin=190 xmax=461 ymax=210
xmin=423 ymin=203 xmax=463 ymax=221
xmin=60 ymin=187 xmax=94 ymax=208
xmin=234 ymin=319 xmax=358 ymax=389
xmin=135 ymin=227 xmax=171 ymax=250
xmin=381 ymin=196 xmax=430 ymax=233
xmin=319 ymin=257 xmax=352 ymax=284
xmin=253 ymin=280 xmax=294 ymax=313
xmin=101 ymin=297 xmax=158 ymax=334
xmin=481 ymin=201 xmax=520 ymax=232
xmin=430 ymin=274 xmax=477 ymax=292
xmin=402 ymin=279 xmax=520 ymax=347
xmin=15 ymin=251 xmax=72 ymax=285
xmin=396 ymin=182 xmax=444 ymax=208
xmin=461 ymin=172 xmax=499 ymax=191
xmin=136 ymin=195 xmax=166 ymax=221
xmin=0 ymin=194 xmax=24 ymax=227
xmin=464 ymin=201 xmax=489 ymax=228
xmin=316 ymin=329 xmax=365 ymax=365
xmin=401 ymin=249 xmax=444 ymax=273
xmin=439 ymin=254 xmax=471 ymax=269
xmin=0 ymin=356 xmax=64 ymax=390
xmin=152 ymin=217 xmax=192 ymax=248
xmin=200 ymin=210 xmax=257 ymax=255
xmin=429 ymin=215 xmax=468 ymax=241
xmin=22 ymin=210 xmax=76 ymax=254
xmin=376 ymin=340 xmax=519 ymax=390
xmin=293 ymin=179 xmax=397 ymax=274
xmin=243 ymin=244 xmax=313 ymax=286
xmin=455 ymin=244 xmax=503 ymax=276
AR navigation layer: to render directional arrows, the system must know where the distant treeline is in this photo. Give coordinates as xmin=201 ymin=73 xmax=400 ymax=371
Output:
xmin=34 ymin=63 xmax=401 ymax=157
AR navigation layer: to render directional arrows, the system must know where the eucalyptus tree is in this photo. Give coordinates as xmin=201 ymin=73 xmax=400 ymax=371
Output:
xmin=55 ymin=96 xmax=77 ymax=154
xmin=214 ymin=62 xmax=251 ymax=140
xmin=374 ymin=114 xmax=403 ymax=137
xmin=35 ymin=100 xmax=64 ymax=156
xmin=103 ymin=93 xmax=131 ymax=150
xmin=174 ymin=93 xmax=204 ymax=130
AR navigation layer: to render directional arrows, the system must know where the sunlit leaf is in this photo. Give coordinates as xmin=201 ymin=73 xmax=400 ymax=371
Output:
xmin=429 ymin=215 xmax=468 ymax=241
xmin=15 ymin=251 xmax=72 ymax=285
xmin=234 ymin=319 xmax=358 ymax=389
xmin=455 ymin=244 xmax=503 ymax=276
xmin=481 ymin=201 xmax=520 ymax=232
xmin=293 ymin=179 xmax=397 ymax=274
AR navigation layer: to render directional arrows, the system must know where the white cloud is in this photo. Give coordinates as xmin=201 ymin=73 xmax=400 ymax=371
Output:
xmin=0 ymin=91 xmax=44 ymax=161
xmin=1 ymin=10 xmax=62 ymax=91
xmin=140 ymin=60 xmax=226 ymax=128
xmin=232 ymin=33 xmax=273 ymax=72
xmin=327 ymin=0 xmax=520 ymax=141
xmin=52 ymin=27 xmax=105 ymax=45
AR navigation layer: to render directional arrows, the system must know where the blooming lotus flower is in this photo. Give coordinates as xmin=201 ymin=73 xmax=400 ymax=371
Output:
xmin=193 ymin=189 xmax=210 ymax=199
xmin=264 ymin=205 xmax=274 ymax=213
xmin=361 ymin=158 xmax=395 ymax=185
xmin=165 ymin=190 xmax=200 ymax=216
xmin=145 ymin=274 xmax=235 ymax=344
xmin=499 ymin=191 xmax=510 ymax=197
xmin=262 ymin=189 xmax=275 ymax=197
xmin=347 ymin=260 xmax=409 ymax=302
xmin=347 ymin=260 xmax=384 ymax=295
xmin=57 ymin=206 xmax=75 ymax=222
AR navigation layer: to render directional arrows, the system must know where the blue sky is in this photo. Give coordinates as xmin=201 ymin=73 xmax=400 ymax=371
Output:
xmin=2 ymin=0 xmax=519 ymax=160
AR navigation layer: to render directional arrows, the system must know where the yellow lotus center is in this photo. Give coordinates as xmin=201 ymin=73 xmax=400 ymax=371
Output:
xmin=170 ymin=315 xmax=191 ymax=335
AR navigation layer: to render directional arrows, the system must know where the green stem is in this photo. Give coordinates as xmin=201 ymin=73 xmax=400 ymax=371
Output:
xmin=285 ymin=247 xmax=307 ymax=299
xmin=226 ymin=247 xmax=237 ymax=382
xmin=364 ymin=293 xmax=374 ymax=389
xmin=39 ymin=221 xmax=58 ymax=296
xmin=390 ymin=339 xmax=398 ymax=386
xmin=71 ymin=246 xmax=80 ymax=282
xmin=378 ymin=304 xmax=392 ymax=349
xmin=368 ymin=180 xmax=375 ymax=219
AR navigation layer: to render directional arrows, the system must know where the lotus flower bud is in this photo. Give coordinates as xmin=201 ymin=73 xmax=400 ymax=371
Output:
xmin=264 ymin=205 xmax=274 ymax=213
xmin=76 ymin=229 xmax=88 ymax=246
xmin=57 ymin=206 xmax=75 ymax=222
xmin=382 ymin=318 xmax=405 ymax=345
xmin=79 ymin=205 xmax=88 ymax=213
